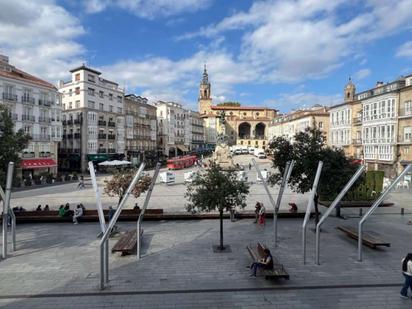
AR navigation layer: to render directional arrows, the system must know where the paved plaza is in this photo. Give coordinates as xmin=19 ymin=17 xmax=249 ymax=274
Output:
xmin=1 ymin=212 xmax=412 ymax=308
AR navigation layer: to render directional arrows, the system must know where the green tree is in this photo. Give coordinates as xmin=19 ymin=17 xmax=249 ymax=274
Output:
xmin=185 ymin=163 xmax=249 ymax=250
xmin=0 ymin=105 xmax=30 ymax=186
xmin=268 ymin=126 xmax=359 ymax=222
xmin=104 ymin=169 xmax=152 ymax=205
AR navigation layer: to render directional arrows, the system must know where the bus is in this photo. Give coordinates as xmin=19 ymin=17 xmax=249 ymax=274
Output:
xmin=167 ymin=155 xmax=197 ymax=170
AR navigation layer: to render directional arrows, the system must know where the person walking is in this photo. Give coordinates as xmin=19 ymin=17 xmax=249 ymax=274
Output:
xmin=254 ymin=202 xmax=261 ymax=223
xmin=248 ymin=163 xmax=251 ymax=170
xmin=258 ymin=203 xmax=266 ymax=226
xmin=400 ymin=253 xmax=412 ymax=299
xmin=77 ymin=175 xmax=85 ymax=189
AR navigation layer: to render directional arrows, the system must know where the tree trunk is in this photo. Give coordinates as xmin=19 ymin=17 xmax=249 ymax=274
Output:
xmin=219 ymin=208 xmax=224 ymax=250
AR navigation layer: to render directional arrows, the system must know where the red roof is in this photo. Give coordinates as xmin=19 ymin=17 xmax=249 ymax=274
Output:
xmin=21 ymin=159 xmax=57 ymax=169
xmin=0 ymin=64 xmax=56 ymax=90
xmin=211 ymin=105 xmax=275 ymax=111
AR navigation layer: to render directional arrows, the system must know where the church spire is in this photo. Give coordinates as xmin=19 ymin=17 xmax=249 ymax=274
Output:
xmin=202 ymin=64 xmax=209 ymax=84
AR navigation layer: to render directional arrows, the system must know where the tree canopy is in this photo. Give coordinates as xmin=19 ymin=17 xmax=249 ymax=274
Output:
xmin=268 ymin=126 xmax=359 ymax=200
xmin=0 ymin=105 xmax=30 ymax=186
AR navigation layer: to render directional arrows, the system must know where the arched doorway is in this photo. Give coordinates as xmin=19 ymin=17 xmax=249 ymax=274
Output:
xmin=238 ymin=122 xmax=251 ymax=139
xmin=255 ymin=122 xmax=266 ymax=139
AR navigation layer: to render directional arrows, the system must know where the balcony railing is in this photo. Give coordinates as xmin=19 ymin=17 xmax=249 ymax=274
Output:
xmin=2 ymin=93 xmax=18 ymax=102
xmin=38 ymin=99 xmax=51 ymax=107
xmin=98 ymin=148 xmax=107 ymax=153
xmin=67 ymin=134 xmax=73 ymax=139
xmin=66 ymin=119 xmax=73 ymax=125
xmin=98 ymin=120 xmax=106 ymax=126
xmin=38 ymin=116 xmax=51 ymax=123
xmin=108 ymin=121 xmax=116 ymax=127
xmin=108 ymin=134 xmax=116 ymax=140
xmin=98 ymin=134 xmax=107 ymax=139
xmin=22 ymin=115 xmax=35 ymax=122
xmin=31 ymin=134 xmax=50 ymax=141
xmin=74 ymin=119 xmax=82 ymax=125
xmin=363 ymin=138 xmax=396 ymax=144
xmin=39 ymin=152 xmax=51 ymax=158
xmin=108 ymin=148 xmax=116 ymax=153
xmin=352 ymin=138 xmax=362 ymax=144
xmin=22 ymin=152 xmax=35 ymax=158
xmin=398 ymin=109 xmax=412 ymax=117
xmin=9 ymin=113 xmax=18 ymax=120
xmin=21 ymin=96 xmax=35 ymax=104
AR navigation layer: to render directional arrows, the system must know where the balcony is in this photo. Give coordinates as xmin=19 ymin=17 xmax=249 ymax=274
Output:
xmin=98 ymin=133 xmax=107 ymax=139
xmin=108 ymin=148 xmax=116 ymax=153
xmin=398 ymin=109 xmax=412 ymax=118
xmin=22 ymin=115 xmax=35 ymax=122
xmin=74 ymin=119 xmax=82 ymax=125
xmin=66 ymin=119 xmax=73 ymax=125
xmin=2 ymin=93 xmax=18 ymax=102
xmin=39 ymin=152 xmax=51 ymax=158
xmin=98 ymin=148 xmax=107 ymax=153
xmin=353 ymin=117 xmax=362 ymax=125
xmin=38 ymin=99 xmax=51 ymax=107
xmin=352 ymin=138 xmax=362 ymax=145
xmin=74 ymin=148 xmax=80 ymax=153
xmin=31 ymin=134 xmax=50 ymax=141
xmin=108 ymin=134 xmax=116 ymax=140
xmin=21 ymin=96 xmax=35 ymax=104
xmin=108 ymin=121 xmax=116 ymax=127
xmin=98 ymin=120 xmax=107 ymax=126
xmin=22 ymin=152 xmax=35 ymax=158
xmin=9 ymin=113 xmax=18 ymax=120
xmin=38 ymin=116 xmax=51 ymax=123
xmin=67 ymin=134 xmax=73 ymax=139
xmin=74 ymin=133 xmax=81 ymax=139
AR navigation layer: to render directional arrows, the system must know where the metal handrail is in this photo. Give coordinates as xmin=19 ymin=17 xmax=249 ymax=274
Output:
xmin=274 ymin=161 xmax=294 ymax=247
xmin=88 ymin=162 xmax=106 ymax=234
xmin=315 ymin=164 xmax=365 ymax=265
xmin=2 ymin=162 xmax=14 ymax=258
xmin=137 ymin=162 xmax=161 ymax=260
xmin=302 ymin=161 xmax=323 ymax=264
xmin=251 ymin=159 xmax=277 ymax=242
xmin=99 ymin=163 xmax=146 ymax=290
xmin=358 ymin=164 xmax=412 ymax=261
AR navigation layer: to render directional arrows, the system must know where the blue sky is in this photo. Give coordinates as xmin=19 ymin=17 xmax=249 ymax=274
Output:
xmin=1 ymin=0 xmax=412 ymax=112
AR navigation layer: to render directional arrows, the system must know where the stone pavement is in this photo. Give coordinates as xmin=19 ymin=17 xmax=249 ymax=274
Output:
xmin=0 ymin=211 xmax=412 ymax=308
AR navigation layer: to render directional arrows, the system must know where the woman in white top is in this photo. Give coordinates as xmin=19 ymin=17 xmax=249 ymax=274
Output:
xmin=400 ymin=253 xmax=412 ymax=299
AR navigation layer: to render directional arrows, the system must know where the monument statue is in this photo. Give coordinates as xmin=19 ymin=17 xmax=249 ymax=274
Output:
xmin=212 ymin=111 xmax=236 ymax=170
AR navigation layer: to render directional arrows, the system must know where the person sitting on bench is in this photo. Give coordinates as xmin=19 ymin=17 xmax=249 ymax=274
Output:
xmin=250 ymin=248 xmax=273 ymax=277
xmin=73 ymin=204 xmax=84 ymax=224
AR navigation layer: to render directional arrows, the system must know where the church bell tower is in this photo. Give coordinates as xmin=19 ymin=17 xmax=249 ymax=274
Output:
xmin=198 ymin=64 xmax=212 ymax=114
xmin=344 ymin=77 xmax=356 ymax=102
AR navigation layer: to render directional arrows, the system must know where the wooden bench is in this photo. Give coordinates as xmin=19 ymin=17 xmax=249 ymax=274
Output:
xmin=337 ymin=225 xmax=391 ymax=249
xmin=246 ymin=242 xmax=289 ymax=280
xmin=111 ymin=229 xmax=144 ymax=256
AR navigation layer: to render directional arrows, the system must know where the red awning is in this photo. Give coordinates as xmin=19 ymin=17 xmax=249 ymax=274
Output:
xmin=21 ymin=159 xmax=57 ymax=169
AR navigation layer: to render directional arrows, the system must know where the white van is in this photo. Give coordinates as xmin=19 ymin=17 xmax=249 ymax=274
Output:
xmin=160 ymin=172 xmax=175 ymax=184
xmin=248 ymin=147 xmax=255 ymax=154
xmin=257 ymin=151 xmax=266 ymax=159
xmin=242 ymin=147 xmax=249 ymax=154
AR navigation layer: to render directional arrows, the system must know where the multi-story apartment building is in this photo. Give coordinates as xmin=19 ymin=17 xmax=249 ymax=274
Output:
xmin=124 ymin=94 xmax=157 ymax=164
xmin=397 ymin=74 xmax=412 ymax=174
xmin=268 ymin=105 xmax=329 ymax=143
xmin=155 ymin=101 xmax=191 ymax=157
xmin=58 ymin=65 xmax=125 ymax=172
xmin=328 ymin=79 xmax=363 ymax=159
xmin=189 ymin=111 xmax=205 ymax=151
xmin=0 ymin=54 xmax=62 ymax=178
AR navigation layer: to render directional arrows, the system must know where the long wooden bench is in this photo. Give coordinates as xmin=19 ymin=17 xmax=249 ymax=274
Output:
xmin=337 ymin=225 xmax=391 ymax=249
xmin=246 ymin=242 xmax=289 ymax=280
xmin=12 ymin=209 xmax=163 ymax=223
xmin=111 ymin=229 xmax=144 ymax=256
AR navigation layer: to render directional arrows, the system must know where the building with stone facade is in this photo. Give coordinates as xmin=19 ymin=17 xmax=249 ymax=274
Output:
xmin=397 ymin=74 xmax=412 ymax=174
xmin=155 ymin=101 xmax=191 ymax=157
xmin=198 ymin=66 xmax=277 ymax=150
xmin=268 ymin=105 xmax=329 ymax=143
xmin=58 ymin=65 xmax=125 ymax=172
xmin=0 ymin=54 xmax=62 ymax=178
xmin=124 ymin=94 xmax=157 ymax=164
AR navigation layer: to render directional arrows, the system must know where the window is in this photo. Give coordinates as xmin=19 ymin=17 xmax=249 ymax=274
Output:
xmin=405 ymin=147 xmax=410 ymax=155
xmin=69 ymin=102 xmax=73 ymax=109
xmin=62 ymin=103 xmax=66 ymax=110
xmin=405 ymin=101 xmax=412 ymax=115
xmin=75 ymin=100 xmax=80 ymax=108
xmin=88 ymin=74 xmax=95 ymax=82
xmin=319 ymin=122 xmax=323 ymax=129
xmin=69 ymin=89 xmax=72 ymax=96
xmin=117 ymin=107 xmax=122 ymax=113
xmin=109 ymin=93 xmax=113 ymax=100
xmin=88 ymin=88 xmax=95 ymax=96
xmin=99 ymin=103 xmax=104 ymax=111
xmin=75 ymin=87 xmax=80 ymax=95
xmin=109 ymin=105 xmax=113 ymax=112
xmin=99 ymin=91 xmax=104 ymax=98
xmin=88 ymin=101 xmax=95 ymax=109
xmin=75 ymin=73 xmax=80 ymax=81
xmin=404 ymin=127 xmax=412 ymax=142
xmin=117 ymin=96 xmax=122 ymax=103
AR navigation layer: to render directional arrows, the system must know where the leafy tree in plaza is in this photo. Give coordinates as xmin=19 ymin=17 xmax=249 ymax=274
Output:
xmin=185 ymin=163 xmax=249 ymax=251
xmin=0 ymin=105 xmax=30 ymax=187
xmin=104 ymin=169 xmax=152 ymax=205
xmin=268 ymin=126 xmax=359 ymax=222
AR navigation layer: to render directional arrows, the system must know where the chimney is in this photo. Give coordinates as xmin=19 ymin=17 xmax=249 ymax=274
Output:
xmin=376 ymin=81 xmax=384 ymax=88
xmin=0 ymin=54 xmax=9 ymax=63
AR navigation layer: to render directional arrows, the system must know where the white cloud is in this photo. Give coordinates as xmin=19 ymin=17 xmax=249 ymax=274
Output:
xmin=0 ymin=0 xmax=85 ymax=81
xmin=354 ymin=68 xmax=371 ymax=80
xmin=84 ymin=0 xmax=212 ymax=19
xmin=396 ymin=41 xmax=412 ymax=58
xmin=270 ymin=92 xmax=341 ymax=112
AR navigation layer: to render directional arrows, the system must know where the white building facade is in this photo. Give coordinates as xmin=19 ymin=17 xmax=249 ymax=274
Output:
xmin=0 ymin=54 xmax=62 ymax=179
xmin=58 ymin=65 xmax=125 ymax=172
